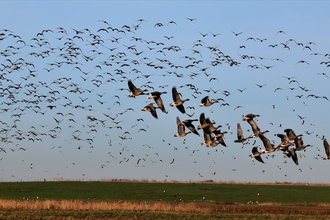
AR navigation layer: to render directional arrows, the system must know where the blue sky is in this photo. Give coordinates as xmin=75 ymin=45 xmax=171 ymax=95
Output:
xmin=0 ymin=1 xmax=330 ymax=183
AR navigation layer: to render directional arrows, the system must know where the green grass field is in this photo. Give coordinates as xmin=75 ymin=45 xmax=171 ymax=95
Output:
xmin=1 ymin=180 xmax=330 ymax=203
xmin=1 ymin=180 xmax=330 ymax=219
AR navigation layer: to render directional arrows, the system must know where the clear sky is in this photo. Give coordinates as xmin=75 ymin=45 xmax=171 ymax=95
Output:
xmin=1 ymin=1 xmax=330 ymax=183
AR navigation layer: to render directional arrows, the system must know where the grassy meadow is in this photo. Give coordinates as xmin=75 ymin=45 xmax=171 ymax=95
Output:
xmin=1 ymin=180 xmax=330 ymax=219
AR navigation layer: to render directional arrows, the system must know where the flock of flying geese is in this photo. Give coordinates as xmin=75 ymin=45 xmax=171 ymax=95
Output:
xmin=0 ymin=17 xmax=330 ymax=180
xmin=129 ymin=79 xmax=330 ymax=166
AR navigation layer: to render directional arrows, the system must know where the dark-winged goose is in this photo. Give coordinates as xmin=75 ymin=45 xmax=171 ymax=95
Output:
xmin=259 ymin=133 xmax=277 ymax=153
xmin=148 ymin=91 xmax=167 ymax=113
xmin=201 ymin=131 xmax=219 ymax=147
xmin=242 ymin=114 xmax=268 ymax=138
xmin=199 ymin=96 xmax=220 ymax=107
xmin=182 ymin=119 xmax=200 ymax=136
xmin=284 ymin=148 xmax=299 ymax=165
xmin=323 ymin=138 xmax=330 ymax=160
xmin=170 ymin=86 xmax=189 ymax=114
xmin=284 ymin=128 xmax=302 ymax=141
xmin=275 ymin=133 xmax=294 ymax=151
xmin=141 ymin=103 xmax=158 ymax=119
xmin=250 ymin=146 xmax=264 ymax=163
xmin=234 ymin=123 xmax=250 ymax=143
xmin=128 ymin=79 xmax=148 ymax=97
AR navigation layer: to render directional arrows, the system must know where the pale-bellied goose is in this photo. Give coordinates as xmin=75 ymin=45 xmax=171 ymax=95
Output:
xmin=242 ymin=114 xmax=268 ymax=138
xmin=182 ymin=119 xmax=200 ymax=136
xmin=275 ymin=133 xmax=294 ymax=151
xmin=323 ymin=138 xmax=330 ymax=160
xmin=199 ymin=96 xmax=220 ymax=107
xmin=294 ymin=136 xmax=311 ymax=151
xmin=197 ymin=113 xmax=221 ymax=134
xmin=174 ymin=116 xmax=191 ymax=137
xmin=201 ymin=131 xmax=219 ymax=147
xmin=128 ymin=79 xmax=148 ymax=97
xmin=170 ymin=86 xmax=189 ymax=114
xmin=206 ymin=119 xmax=222 ymax=133
xmin=250 ymin=146 xmax=264 ymax=163
xmin=148 ymin=91 xmax=167 ymax=113
xmin=197 ymin=112 xmax=211 ymax=130
xmin=141 ymin=103 xmax=158 ymax=119
xmin=259 ymin=133 xmax=277 ymax=153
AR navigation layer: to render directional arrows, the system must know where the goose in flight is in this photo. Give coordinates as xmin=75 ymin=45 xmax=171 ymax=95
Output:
xmin=284 ymin=128 xmax=302 ymax=141
xmin=170 ymin=86 xmax=189 ymax=114
xmin=197 ymin=113 xmax=221 ymax=134
xmin=174 ymin=116 xmax=191 ymax=137
xmin=141 ymin=103 xmax=158 ymax=119
xmin=128 ymin=79 xmax=148 ymax=97
xmin=197 ymin=112 xmax=210 ymax=131
xmin=259 ymin=134 xmax=277 ymax=153
xmin=201 ymin=131 xmax=219 ymax=147
xmin=182 ymin=119 xmax=200 ymax=136
xmin=242 ymin=114 xmax=268 ymax=138
xmin=199 ymin=96 xmax=220 ymax=107
xmin=250 ymin=146 xmax=264 ymax=163
xmin=294 ymin=136 xmax=311 ymax=151
xmin=148 ymin=91 xmax=167 ymax=113
xmin=213 ymin=130 xmax=227 ymax=147
xmin=275 ymin=133 xmax=294 ymax=151
xmin=206 ymin=119 xmax=222 ymax=134
xmin=323 ymin=138 xmax=330 ymax=160
xmin=234 ymin=123 xmax=250 ymax=143
xmin=284 ymin=148 xmax=299 ymax=165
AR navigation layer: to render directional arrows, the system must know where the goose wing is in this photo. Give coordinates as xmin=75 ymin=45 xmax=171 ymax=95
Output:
xmin=172 ymin=86 xmax=181 ymax=102
xmin=248 ymin=119 xmax=260 ymax=134
xmin=294 ymin=136 xmax=303 ymax=149
xmin=202 ymin=131 xmax=218 ymax=147
xmin=252 ymin=147 xmax=264 ymax=163
xmin=154 ymin=96 xmax=166 ymax=113
xmin=152 ymin=92 xmax=167 ymax=113
xmin=200 ymin=96 xmax=210 ymax=106
xmin=284 ymin=128 xmax=297 ymax=140
xmin=144 ymin=103 xmax=158 ymax=119
xmin=276 ymin=133 xmax=289 ymax=142
xmin=285 ymin=148 xmax=299 ymax=165
xmin=259 ymin=134 xmax=274 ymax=151
xmin=176 ymin=104 xmax=186 ymax=114
xmin=323 ymin=138 xmax=330 ymax=159
xmin=176 ymin=116 xmax=182 ymax=126
xmin=176 ymin=116 xmax=185 ymax=135
xmin=290 ymin=149 xmax=299 ymax=165
xmin=236 ymin=123 xmax=244 ymax=141
xmin=203 ymin=131 xmax=212 ymax=144
xmin=198 ymin=113 xmax=208 ymax=130
xmin=214 ymin=130 xmax=227 ymax=147
xmin=243 ymin=113 xmax=260 ymax=119
xmin=199 ymin=112 xmax=206 ymax=125
xmin=128 ymin=80 xmax=138 ymax=93
xmin=217 ymin=136 xmax=226 ymax=147
xmin=182 ymin=119 xmax=200 ymax=136
xmin=203 ymin=118 xmax=214 ymax=134
xmin=150 ymin=105 xmax=158 ymax=119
